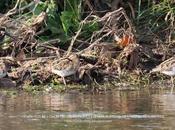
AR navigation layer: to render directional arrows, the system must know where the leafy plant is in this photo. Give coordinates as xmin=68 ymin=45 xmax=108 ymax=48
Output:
xmin=135 ymin=0 xmax=175 ymax=33
xmin=60 ymin=0 xmax=82 ymax=36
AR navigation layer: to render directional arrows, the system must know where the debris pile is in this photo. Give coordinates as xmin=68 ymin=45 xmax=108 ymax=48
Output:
xmin=0 ymin=7 xmax=150 ymax=89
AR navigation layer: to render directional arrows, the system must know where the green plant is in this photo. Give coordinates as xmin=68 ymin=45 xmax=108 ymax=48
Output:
xmin=60 ymin=0 xmax=82 ymax=36
xmin=135 ymin=0 xmax=175 ymax=34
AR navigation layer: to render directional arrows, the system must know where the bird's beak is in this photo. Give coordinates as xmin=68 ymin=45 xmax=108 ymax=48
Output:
xmin=4 ymin=31 xmax=15 ymax=40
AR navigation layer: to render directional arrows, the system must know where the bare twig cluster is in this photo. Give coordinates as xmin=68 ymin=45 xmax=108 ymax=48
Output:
xmin=0 ymin=7 xmax=141 ymax=87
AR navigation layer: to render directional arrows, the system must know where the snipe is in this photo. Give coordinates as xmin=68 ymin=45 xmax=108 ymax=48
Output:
xmin=50 ymin=54 xmax=80 ymax=85
xmin=151 ymin=56 xmax=175 ymax=93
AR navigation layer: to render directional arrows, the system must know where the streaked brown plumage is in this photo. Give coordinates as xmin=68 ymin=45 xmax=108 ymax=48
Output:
xmin=51 ymin=54 xmax=80 ymax=85
xmin=151 ymin=56 xmax=175 ymax=93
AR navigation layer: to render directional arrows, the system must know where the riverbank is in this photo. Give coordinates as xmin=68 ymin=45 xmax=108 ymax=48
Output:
xmin=0 ymin=1 xmax=175 ymax=92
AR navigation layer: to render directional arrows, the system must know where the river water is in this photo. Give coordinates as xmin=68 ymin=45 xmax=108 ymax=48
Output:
xmin=0 ymin=89 xmax=175 ymax=130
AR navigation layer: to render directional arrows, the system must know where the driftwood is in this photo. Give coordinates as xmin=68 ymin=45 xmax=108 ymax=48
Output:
xmin=0 ymin=7 xmax=142 ymax=87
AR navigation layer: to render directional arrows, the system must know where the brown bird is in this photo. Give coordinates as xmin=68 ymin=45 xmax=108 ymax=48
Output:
xmin=151 ymin=56 xmax=175 ymax=93
xmin=50 ymin=54 xmax=80 ymax=85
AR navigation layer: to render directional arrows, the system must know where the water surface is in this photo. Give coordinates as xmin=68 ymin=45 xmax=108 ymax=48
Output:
xmin=0 ymin=89 xmax=175 ymax=130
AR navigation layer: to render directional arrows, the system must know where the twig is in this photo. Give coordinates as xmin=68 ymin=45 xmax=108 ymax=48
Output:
xmin=5 ymin=0 xmax=21 ymax=16
xmin=78 ymin=30 xmax=113 ymax=55
xmin=66 ymin=23 xmax=83 ymax=56
xmin=121 ymin=9 xmax=136 ymax=35
xmin=37 ymin=38 xmax=61 ymax=46
xmin=6 ymin=1 xmax=35 ymax=17
xmin=66 ymin=12 xmax=93 ymax=56
xmin=98 ymin=7 xmax=123 ymax=22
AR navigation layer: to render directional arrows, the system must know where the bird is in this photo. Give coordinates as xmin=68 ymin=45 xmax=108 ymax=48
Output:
xmin=151 ymin=56 xmax=175 ymax=93
xmin=0 ymin=27 xmax=15 ymax=43
xmin=0 ymin=60 xmax=7 ymax=78
xmin=50 ymin=54 xmax=80 ymax=85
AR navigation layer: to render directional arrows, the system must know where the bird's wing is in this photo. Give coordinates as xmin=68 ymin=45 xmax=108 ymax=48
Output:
xmin=158 ymin=57 xmax=175 ymax=71
xmin=53 ymin=58 xmax=73 ymax=70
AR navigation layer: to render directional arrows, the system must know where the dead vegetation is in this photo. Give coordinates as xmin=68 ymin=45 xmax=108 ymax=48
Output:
xmin=0 ymin=3 xmax=172 ymax=90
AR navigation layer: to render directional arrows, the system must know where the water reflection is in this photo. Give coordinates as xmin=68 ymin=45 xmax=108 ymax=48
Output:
xmin=0 ymin=91 xmax=154 ymax=113
xmin=0 ymin=90 xmax=175 ymax=130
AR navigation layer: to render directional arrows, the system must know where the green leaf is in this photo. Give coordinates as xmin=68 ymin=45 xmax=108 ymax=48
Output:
xmin=60 ymin=11 xmax=79 ymax=35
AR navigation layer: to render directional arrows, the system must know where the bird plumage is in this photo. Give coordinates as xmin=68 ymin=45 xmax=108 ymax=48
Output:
xmin=51 ymin=54 xmax=80 ymax=85
xmin=151 ymin=56 xmax=175 ymax=75
xmin=151 ymin=56 xmax=175 ymax=93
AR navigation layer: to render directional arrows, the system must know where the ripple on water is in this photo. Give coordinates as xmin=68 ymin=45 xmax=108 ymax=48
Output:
xmin=15 ymin=111 xmax=164 ymax=121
